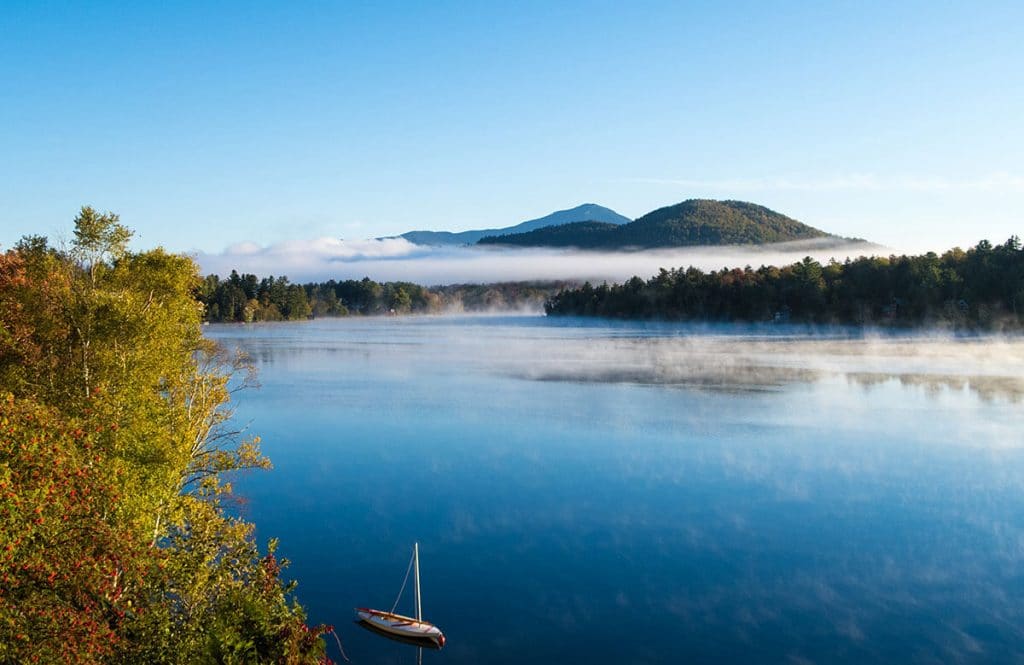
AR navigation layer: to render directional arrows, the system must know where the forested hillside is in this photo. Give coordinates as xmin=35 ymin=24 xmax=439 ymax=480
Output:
xmin=0 ymin=209 xmax=331 ymax=662
xmin=545 ymin=238 xmax=1024 ymax=328
xmin=478 ymin=221 xmax=621 ymax=247
xmin=479 ymin=199 xmax=832 ymax=249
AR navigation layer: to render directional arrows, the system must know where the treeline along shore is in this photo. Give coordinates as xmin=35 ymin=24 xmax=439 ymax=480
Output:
xmin=198 ymin=274 xmax=573 ymax=322
xmin=200 ymin=237 xmax=1024 ymax=330
xmin=545 ymin=238 xmax=1024 ymax=329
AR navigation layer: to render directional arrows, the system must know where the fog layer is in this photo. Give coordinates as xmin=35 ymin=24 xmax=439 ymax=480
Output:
xmin=195 ymin=237 xmax=885 ymax=284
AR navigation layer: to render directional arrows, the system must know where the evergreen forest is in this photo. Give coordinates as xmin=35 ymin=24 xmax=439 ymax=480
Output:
xmin=544 ymin=238 xmax=1024 ymax=328
xmin=197 ymin=275 xmax=572 ymax=322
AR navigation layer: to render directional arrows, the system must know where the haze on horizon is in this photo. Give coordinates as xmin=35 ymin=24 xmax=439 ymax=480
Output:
xmin=193 ymin=236 xmax=884 ymax=286
xmin=2 ymin=3 xmax=1022 ymax=258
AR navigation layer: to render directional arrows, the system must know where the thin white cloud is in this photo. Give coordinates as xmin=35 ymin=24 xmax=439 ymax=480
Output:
xmin=210 ymin=236 xmax=424 ymax=262
xmin=195 ymin=237 xmax=885 ymax=285
xmin=629 ymin=172 xmax=1024 ymax=193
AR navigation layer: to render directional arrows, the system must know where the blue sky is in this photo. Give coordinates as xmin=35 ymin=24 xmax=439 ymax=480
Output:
xmin=2 ymin=1 xmax=1022 ymax=256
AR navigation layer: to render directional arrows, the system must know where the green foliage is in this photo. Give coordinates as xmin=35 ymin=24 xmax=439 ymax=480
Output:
xmin=478 ymin=221 xmax=620 ymax=247
xmin=479 ymin=199 xmax=830 ymax=249
xmin=0 ymin=394 xmax=149 ymax=663
xmin=545 ymin=238 xmax=1024 ymax=329
xmin=198 ymin=275 xmax=574 ymax=321
xmin=72 ymin=207 xmax=133 ymax=257
xmin=72 ymin=206 xmax=135 ymax=283
xmin=0 ymin=210 xmax=329 ymax=663
xmin=198 ymin=273 xmax=313 ymax=323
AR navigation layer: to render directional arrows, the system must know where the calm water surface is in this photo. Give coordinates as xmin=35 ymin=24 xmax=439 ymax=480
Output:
xmin=207 ymin=316 xmax=1024 ymax=664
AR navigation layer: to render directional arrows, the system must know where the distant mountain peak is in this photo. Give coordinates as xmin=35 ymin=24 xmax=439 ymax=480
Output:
xmin=399 ymin=203 xmax=631 ymax=246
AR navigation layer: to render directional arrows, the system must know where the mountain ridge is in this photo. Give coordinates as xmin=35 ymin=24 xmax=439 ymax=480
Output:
xmin=477 ymin=199 xmax=834 ymax=249
xmin=397 ymin=203 xmax=630 ymax=246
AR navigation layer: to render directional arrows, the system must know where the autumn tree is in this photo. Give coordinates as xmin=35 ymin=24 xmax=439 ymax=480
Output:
xmin=0 ymin=208 xmax=329 ymax=663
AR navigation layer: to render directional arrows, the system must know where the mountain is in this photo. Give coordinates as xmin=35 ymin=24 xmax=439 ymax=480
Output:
xmin=478 ymin=221 xmax=621 ymax=248
xmin=477 ymin=199 xmax=832 ymax=249
xmin=399 ymin=203 xmax=631 ymax=246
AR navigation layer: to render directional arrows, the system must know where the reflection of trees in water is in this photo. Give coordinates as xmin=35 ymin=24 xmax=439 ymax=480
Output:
xmin=511 ymin=335 xmax=1024 ymax=401
xmin=526 ymin=362 xmax=821 ymax=393
xmin=526 ymin=358 xmax=1024 ymax=403
xmin=210 ymin=338 xmax=381 ymax=366
xmin=210 ymin=322 xmax=1024 ymax=402
xmin=847 ymin=372 xmax=1024 ymax=403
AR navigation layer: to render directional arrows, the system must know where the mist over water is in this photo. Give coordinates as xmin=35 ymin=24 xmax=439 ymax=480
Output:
xmin=196 ymin=238 xmax=883 ymax=284
xmin=507 ymin=331 xmax=1024 ymax=404
xmin=208 ymin=317 xmax=1024 ymax=664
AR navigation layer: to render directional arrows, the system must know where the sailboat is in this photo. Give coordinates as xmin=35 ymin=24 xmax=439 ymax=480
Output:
xmin=356 ymin=542 xmax=447 ymax=649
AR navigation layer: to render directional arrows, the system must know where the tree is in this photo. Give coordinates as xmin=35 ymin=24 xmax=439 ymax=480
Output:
xmin=545 ymin=239 xmax=1024 ymax=329
xmin=72 ymin=206 xmax=133 ymax=284
xmin=0 ymin=394 xmax=151 ymax=663
xmin=0 ymin=209 xmax=329 ymax=663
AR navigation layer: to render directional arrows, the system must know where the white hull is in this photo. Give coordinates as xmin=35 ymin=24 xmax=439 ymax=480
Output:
xmin=356 ymin=608 xmax=445 ymax=647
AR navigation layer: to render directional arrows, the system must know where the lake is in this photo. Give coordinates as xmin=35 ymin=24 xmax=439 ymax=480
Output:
xmin=206 ymin=316 xmax=1024 ymax=664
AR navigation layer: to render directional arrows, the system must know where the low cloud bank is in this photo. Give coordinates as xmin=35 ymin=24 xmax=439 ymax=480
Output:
xmin=196 ymin=237 xmax=889 ymax=285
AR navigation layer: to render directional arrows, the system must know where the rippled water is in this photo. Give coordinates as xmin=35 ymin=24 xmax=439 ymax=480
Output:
xmin=207 ymin=316 xmax=1024 ymax=664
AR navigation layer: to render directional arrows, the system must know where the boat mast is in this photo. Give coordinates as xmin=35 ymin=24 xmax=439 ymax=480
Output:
xmin=413 ymin=542 xmax=422 ymax=621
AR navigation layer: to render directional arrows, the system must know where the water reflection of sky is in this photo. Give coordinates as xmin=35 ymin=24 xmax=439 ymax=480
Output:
xmin=208 ymin=317 xmax=1024 ymax=664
